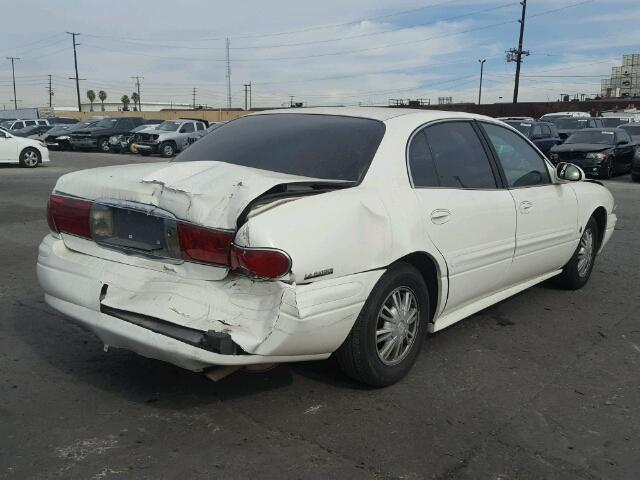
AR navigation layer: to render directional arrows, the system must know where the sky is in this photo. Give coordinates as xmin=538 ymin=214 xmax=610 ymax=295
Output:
xmin=1 ymin=0 xmax=639 ymax=110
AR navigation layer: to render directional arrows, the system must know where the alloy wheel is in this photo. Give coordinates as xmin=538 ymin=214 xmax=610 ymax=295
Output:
xmin=23 ymin=150 xmax=39 ymax=167
xmin=577 ymin=228 xmax=594 ymax=277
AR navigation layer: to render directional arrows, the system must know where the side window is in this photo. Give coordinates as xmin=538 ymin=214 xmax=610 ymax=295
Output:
xmin=482 ymin=123 xmax=551 ymax=188
xmin=118 ymin=119 xmax=133 ymax=129
xmin=423 ymin=121 xmax=497 ymax=189
xmin=532 ymin=125 xmax=542 ymax=138
xmin=618 ymin=131 xmax=631 ymax=144
xmin=181 ymin=122 xmax=195 ymax=133
xmin=37 ymin=120 xmax=47 ymax=125
xmin=408 ymin=130 xmax=439 ymax=187
xmin=196 ymin=122 xmax=205 ymax=131
xmin=13 ymin=122 xmax=24 ymax=129
xmin=25 ymin=120 xmax=36 ymax=127
xmin=541 ymin=125 xmax=551 ymax=138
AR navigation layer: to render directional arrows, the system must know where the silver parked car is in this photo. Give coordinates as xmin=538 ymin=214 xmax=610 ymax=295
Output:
xmin=133 ymin=119 xmax=208 ymax=157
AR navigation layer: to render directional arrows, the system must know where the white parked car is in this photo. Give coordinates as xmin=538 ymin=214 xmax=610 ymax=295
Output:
xmin=37 ymin=108 xmax=616 ymax=386
xmin=0 ymin=127 xmax=50 ymax=167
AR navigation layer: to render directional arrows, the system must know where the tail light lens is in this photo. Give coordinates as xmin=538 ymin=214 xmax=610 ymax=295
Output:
xmin=47 ymin=195 xmax=91 ymax=238
xmin=176 ymin=222 xmax=234 ymax=266
xmin=230 ymin=245 xmax=291 ymax=279
xmin=47 ymin=196 xmax=291 ymax=279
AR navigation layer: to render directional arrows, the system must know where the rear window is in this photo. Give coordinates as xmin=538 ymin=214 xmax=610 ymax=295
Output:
xmin=566 ymin=131 xmax=616 ymax=145
xmin=556 ymin=118 xmax=590 ymax=129
xmin=175 ymin=114 xmax=386 ymax=182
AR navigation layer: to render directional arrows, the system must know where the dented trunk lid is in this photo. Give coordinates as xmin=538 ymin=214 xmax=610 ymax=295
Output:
xmin=52 ymin=160 xmax=327 ymax=278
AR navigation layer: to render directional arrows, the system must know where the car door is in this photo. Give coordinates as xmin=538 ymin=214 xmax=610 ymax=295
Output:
xmin=408 ymin=120 xmax=517 ymax=314
xmin=479 ymin=122 xmax=579 ymax=284
xmin=0 ymin=130 xmax=17 ymax=161
xmin=179 ymin=122 xmax=197 ymax=149
xmin=614 ymin=130 xmax=635 ymax=170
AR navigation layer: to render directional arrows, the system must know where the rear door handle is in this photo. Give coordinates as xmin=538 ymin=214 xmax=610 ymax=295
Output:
xmin=430 ymin=209 xmax=451 ymax=224
xmin=519 ymin=201 xmax=533 ymax=214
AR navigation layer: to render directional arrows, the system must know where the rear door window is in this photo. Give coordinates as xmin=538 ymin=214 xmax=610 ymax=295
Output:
xmin=408 ymin=130 xmax=439 ymax=187
xmin=422 ymin=121 xmax=497 ymax=189
xmin=481 ymin=122 xmax=551 ymax=188
xmin=181 ymin=122 xmax=195 ymax=133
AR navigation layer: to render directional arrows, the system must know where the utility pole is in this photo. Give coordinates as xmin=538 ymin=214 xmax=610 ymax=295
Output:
xmin=47 ymin=74 xmax=54 ymax=107
xmin=6 ymin=57 xmax=19 ymax=110
xmin=507 ymin=0 xmax=528 ymax=104
xmin=131 ymin=75 xmax=143 ymax=111
xmin=192 ymin=87 xmax=197 ymax=109
xmin=244 ymin=83 xmax=252 ymax=110
xmin=478 ymin=59 xmax=486 ymax=105
xmin=66 ymin=32 xmax=83 ymax=112
xmin=225 ymin=37 xmax=232 ymax=109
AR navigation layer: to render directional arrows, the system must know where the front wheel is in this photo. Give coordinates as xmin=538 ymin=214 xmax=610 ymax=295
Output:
xmin=19 ymin=147 xmax=41 ymax=168
xmin=601 ymin=158 xmax=614 ymax=179
xmin=335 ymin=262 xmax=429 ymax=387
xmin=98 ymin=137 xmax=110 ymax=153
xmin=160 ymin=142 xmax=175 ymax=157
xmin=555 ymin=217 xmax=599 ymax=290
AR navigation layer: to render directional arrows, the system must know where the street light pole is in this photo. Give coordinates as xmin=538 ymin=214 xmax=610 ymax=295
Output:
xmin=478 ymin=59 xmax=486 ymax=105
xmin=6 ymin=57 xmax=19 ymax=110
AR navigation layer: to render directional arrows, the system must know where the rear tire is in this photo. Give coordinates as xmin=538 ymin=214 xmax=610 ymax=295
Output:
xmin=554 ymin=217 xmax=598 ymax=290
xmin=19 ymin=147 xmax=41 ymax=168
xmin=335 ymin=262 xmax=429 ymax=387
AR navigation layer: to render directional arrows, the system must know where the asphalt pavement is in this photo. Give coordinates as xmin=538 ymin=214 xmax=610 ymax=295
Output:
xmin=1 ymin=151 xmax=638 ymax=479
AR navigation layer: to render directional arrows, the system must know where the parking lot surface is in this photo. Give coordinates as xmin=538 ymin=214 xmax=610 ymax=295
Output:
xmin=1 ymin=151 xmax=639 ymax=479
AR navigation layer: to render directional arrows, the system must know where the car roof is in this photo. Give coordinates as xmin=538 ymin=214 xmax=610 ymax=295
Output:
xmin=250 ymin=106 xmax=490 ymax=123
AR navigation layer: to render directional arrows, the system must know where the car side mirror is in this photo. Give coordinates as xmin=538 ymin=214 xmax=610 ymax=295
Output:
xmin=556 ymin=162 xmax=584 ymax=182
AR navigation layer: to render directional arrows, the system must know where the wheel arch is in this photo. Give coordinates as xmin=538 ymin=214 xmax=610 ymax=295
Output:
xmin=391 ymin=251 xmax=443 ymax=323
xmin=591 ymin=206 xmax=607 ymax=251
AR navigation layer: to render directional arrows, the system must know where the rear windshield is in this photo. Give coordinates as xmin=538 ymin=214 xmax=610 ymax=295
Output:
xmin=175 ymin=114 xmax=386 ymax=182
xmin=621 ymin=125 xmax=640 ymax=135
xmin=601 ymin=118 xmax=629 ymax=127
xmin=566 ymin=131 xmax=616 ymax=145
xmin=556 ymin=118 xmax=590 ymax=129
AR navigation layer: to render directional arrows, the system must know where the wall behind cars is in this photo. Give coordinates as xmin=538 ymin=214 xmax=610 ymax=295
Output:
xmin=52 ymin=109 xmax=251 ymax=123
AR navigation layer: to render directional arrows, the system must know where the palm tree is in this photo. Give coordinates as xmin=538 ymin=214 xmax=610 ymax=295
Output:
xmin=131 ymin=91 xmax=140 ymax=112
xmin=121 ymin=94 xmax=130 ymax=112
xmin=86 ymin=90 xmax=96 ymax=112
xmin=98 ymin=90 xmax=107 ymax=111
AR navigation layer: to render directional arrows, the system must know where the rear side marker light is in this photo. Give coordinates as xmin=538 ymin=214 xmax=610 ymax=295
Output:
xmin=230 ymin=245 xmax=291 ymax=279
xmin=47 ymin=195 xmax=92 ymax=238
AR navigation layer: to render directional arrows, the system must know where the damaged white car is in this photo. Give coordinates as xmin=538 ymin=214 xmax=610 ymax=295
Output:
xmin=37 ymin=108 xmax=616 ymax=386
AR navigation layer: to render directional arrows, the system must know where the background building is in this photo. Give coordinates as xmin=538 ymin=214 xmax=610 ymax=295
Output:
xmin=602 ymin=54 xmax=640 ymax=98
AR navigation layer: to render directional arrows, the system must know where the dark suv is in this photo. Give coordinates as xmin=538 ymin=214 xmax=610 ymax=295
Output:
xmin=504 ymin=120 xmax=562 ymax=154
xmin=69 ymin=117 xmax=144 ymax=152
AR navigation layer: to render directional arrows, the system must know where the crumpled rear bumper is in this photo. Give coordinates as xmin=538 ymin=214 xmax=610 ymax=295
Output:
xmin=36 ymin=234 xmax=382 ymax=371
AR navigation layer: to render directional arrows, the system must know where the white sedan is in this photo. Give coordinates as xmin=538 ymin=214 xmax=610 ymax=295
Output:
xmin=37 ymin=108 xmax=616 ymax=386
xmin=0 ymin=127 xmax=50 ymax=167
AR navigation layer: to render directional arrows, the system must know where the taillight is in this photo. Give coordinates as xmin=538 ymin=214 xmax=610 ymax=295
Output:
xmin=176 ymin=221 xmax=233 ymax=266
xmin=230 ymin=245 xmax=291 ymax=279
xmin=47 ymin=195 xmax=91 ymax=238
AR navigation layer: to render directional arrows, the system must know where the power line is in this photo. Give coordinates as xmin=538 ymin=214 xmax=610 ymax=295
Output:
xmin=47 ymin=74 xmax=53 ymax=107
xmin=225 ymin=37 xmax=232 ymax=109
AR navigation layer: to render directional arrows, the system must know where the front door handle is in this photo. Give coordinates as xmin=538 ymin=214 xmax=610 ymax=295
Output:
xmin=430 ymin=209 xmax=451 ymax=225
xmin=519 ymin=201 xmax=533 ymax=214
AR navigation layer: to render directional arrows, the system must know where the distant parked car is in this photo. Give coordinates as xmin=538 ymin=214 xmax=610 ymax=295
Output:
xmin=134 ymin=119 xmax=208 ymax=157
xmin=13 ymin=124 xmax=54 ymax=138
xmin=0 ymin=127 xmax=49 ymax=167
xmin=108 ymin=124 xmax=160 ymax=153
xmin=632 ymin=147 xmax=640 ymax=182
xmin=503 ymin=120 xmax=562 ymax=154
xmin=48 ymin=117 xmax=79 ymax=125
xmin=555 ymin=117 xmax=604 ymax=141
xmin=497 ymin=116 xmax=535 ymax=122
xmin=600 ymin=117 xmax=633 ymax=128
xmin=44 ymin=120 xmax=101 ymax=151
xmin=549 ymin=128 xmax=635 ymax=178
xmin=0 ymin=118 xmax=50 ymax=131
xmin=69 ymin=117 xmax=144 ymax=152
xmin=619 ymin=124 xmax=640 ymax=142
xmin=539 ymin=112 xmax=591 ymax=123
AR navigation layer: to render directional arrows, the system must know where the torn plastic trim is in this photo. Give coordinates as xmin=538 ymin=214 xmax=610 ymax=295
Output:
xmin=100 ymin=303 xmax=246 ymax=355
